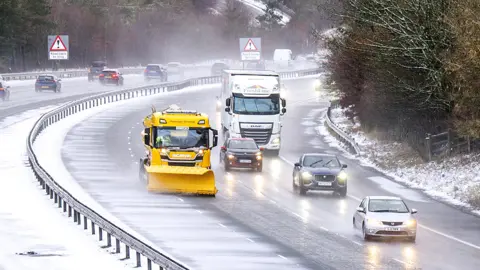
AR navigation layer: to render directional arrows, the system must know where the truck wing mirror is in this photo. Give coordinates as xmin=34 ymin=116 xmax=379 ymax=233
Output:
xmin=225 ymin=107 xmax=231 ymax=113
xmin=281 ymin=108 xmax=286 ymax=114
xmin=281 ymin=98 xmax=286 ymax=107
xmin=209 ymin=129 xmax=218 ymax=148
xmin=143 ymin=129 xmax=150 ymax=146
xmin=225 ymin=97 xmax=231 ymax=107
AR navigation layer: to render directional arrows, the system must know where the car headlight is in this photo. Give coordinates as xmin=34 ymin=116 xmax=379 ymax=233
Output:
xmin=228 ymin=154 xmax=234 ymax=160
xmin=337 ymin=171 xmax=347 ymax=182
xmin=366 ymin=218 xmax=383 ymax=226
xmin=405 ymin=219 xmax=416 ymax=227
xmin=301 ymin=171 xmax=313 ymax=180
xmin=216 ymin=100 xmax=221 ymax=107
xmin=256 ymin=152 xmax=262 ymax=160
xmin=314 ymin=79 xmax=321 ymax=88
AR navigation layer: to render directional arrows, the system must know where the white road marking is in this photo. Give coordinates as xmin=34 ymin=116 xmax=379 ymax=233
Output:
xmin=177 ymin=198 xmax=184 ymax=202
xmin=279 ymin=155 xmax=480 ymax=251
xmin=218 ymin=223 xmax=227 ymax=228
xmin=277 ymin=254 xmax=288 ymax=260
xmin=352 ymin=241 xmax=363 ymax=246
xmin=393 ymin=258 xmax=407 ymax=265
xmin=320 ymin=226 xmax=328 ymax=231
xmin=246 ymin=238 xmax=255 ymax=243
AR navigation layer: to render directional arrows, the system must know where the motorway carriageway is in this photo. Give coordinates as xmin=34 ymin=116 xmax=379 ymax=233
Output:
xmin=0 ymin=69 xmax=210 ymax=120
xmin=53 ymin=77 xmax=480 ymax=269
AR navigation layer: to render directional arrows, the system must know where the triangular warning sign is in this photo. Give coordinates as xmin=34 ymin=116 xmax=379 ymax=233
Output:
xmin=244 ymin=39 xmax=258 ymax=51
xmin=50 ymin=36 xmax=67 ymax=51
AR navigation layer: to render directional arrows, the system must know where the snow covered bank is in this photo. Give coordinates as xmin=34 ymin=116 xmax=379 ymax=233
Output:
xmin=0 ymin=106 xmax=133 ymax=270
xmin=320 ymin=105 xmax=480 ymax=215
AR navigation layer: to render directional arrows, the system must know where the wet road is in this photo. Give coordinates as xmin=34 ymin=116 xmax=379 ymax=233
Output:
xmin=58 ymin=77 xmax=480 ymax=269
xmin=0 ymin=67 xmax=211 ymax=120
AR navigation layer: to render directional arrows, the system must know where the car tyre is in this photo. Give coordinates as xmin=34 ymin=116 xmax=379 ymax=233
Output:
xmin=407 ymin=236 xmax=416 ymax=243
xmin=362 ymin=223 xmax=370 ymax=241
xmin=338 ymin=186 xmax=347 ymax=197
xmin=224 ymin=162 xmax=231 ymax=171
xmin=256 ymin=165 xmax=263 ymax=172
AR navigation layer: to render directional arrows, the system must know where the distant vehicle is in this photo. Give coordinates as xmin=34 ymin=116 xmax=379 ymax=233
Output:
xmin=292 ymin=153 xmax=347 ymax=196
xmin=211 ymin=62 xmax=229 ymax=76
xmin=88 ymin=61 xmax=107 ymax=82
xmin=167 ymin=62 xmax=184 ymax=78
xmin=144 ymin=64 xmax=167 ymax=82
xmin=353 ymin=196 xmax=418 ymax=242
xmin=273 ymin=49 xmax=293 ymax=69
xmin=99 ymin=69 xmax=124 ymax=86
xmin=35 ymin=74 xmax=62 ymax=93
xmin=0 ymin=81 xmax=10 ymax=101
xmin=220 ymin=138 xmax=264 ymax=172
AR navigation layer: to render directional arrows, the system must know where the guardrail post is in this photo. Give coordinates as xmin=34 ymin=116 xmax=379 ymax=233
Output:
xmin=68 ymin=205 xmax=72 ymax=217
xmin=125 ymin=246 xmax=130 ymax=259
xmin=54 ymin=193 xmax=58 ymax=203
xmin=91 ymin=221 xmax=95 ymax=234
xmin=76 ymin=212 xmax=81 ymax=225
xmin=116 ymin=239 xmax=121 ymax=253
xmin=73 ymin=210 xmax=78 ymax=222
xmin=84 ymin=216 xmax=88 ymax=230
xmin=107 ymin=233 xmax=112 ymax=247
xmin=136 ymin=252 xmax=141 ymax=267
xmin=58 ymin=197 xmax=62 ymax=208
xmin=99 ymin=227 xmax=103 ymax=241
xmin=147 ymin=259 xmax=152 ymax=270
xmin=425 ymin=133 xmax=432 ymax=161
xmin=63 ymin=201 xmax=67 ymax=212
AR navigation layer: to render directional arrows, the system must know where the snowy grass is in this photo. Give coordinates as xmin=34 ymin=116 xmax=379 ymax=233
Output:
xmin=0 ymin=106 xmax=136 ymax=270
xmin=321 ymin=105 xmax=480 ymax=215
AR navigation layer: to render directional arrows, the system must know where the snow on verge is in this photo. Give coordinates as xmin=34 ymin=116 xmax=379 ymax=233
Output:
xmin=320 ymin=105 xmax=480 ymax=215
xmin=32 ymin=83 xmax=221 ymax=267
xmin=0 ymin=106 xmax=132 ymax=270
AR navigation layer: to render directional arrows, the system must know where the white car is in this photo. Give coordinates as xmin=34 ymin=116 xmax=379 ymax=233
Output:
xmin=353 ymin=196 xmax=417 ymax=242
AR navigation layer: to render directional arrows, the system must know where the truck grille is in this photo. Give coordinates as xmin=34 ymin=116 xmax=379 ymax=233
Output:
xmin=239 ymin=128 xmax=272 ymax=145
xmin=168 ymin=162 xmax=195 ymax=167
xmin=314 ymin=175 xmax=336 ymax=182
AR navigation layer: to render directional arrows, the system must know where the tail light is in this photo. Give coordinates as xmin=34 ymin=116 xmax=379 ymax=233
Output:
xmin=112 ymin=73 xmax=118 ymax=78
xmin=99 ymin=74 xmax=104 ymax=77
xmin=144 ymin=69 xmax=147 ymax=73
xmin=0 ymin=88 xmax=4 ymax=91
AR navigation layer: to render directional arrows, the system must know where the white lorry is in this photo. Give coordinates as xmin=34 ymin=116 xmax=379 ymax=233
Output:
xmin=220 ymin=70 xmax=286 ymax=155
xmin=273 ymin=49 xmax=293 ymax=69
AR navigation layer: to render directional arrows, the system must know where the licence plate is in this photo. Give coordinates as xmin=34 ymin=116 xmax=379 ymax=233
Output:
xmin=239 ymin=160 xmax=251 ymax=163
xmin=41 ymin=86 xmax=49 ymax=88
xmin=106 ymin=76 xmax=111 ymax=78
xmin=385 ymin=227 xmax=401 ymax=231
xmin=318 ymin=182 xmax=332 ymax=186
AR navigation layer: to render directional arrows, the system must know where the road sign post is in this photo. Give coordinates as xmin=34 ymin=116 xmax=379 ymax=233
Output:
xmin=239 ymin=38 xmax=261 ymax=61
xmin=48 ymin=35 xmax=69 ymax=60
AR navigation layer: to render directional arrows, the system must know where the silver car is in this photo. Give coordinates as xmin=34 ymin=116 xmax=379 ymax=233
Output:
xmin=353 ymin=196 xmax=417 ymax=242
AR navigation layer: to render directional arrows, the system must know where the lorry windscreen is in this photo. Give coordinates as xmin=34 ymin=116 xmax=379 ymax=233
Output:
xmin=154 ymin=127 xmax=208 ymax=148
xmin=232 ymin=94 xmax=280 ymax=115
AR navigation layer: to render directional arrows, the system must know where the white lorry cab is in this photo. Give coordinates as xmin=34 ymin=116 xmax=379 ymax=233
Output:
xmin=220 ymin=70 xmax=286 ymax=155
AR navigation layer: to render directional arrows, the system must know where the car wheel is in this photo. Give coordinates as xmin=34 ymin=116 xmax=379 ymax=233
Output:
xmin=362 ymin=223 xmax=370 ymax=241
xmin=256 ymin=165 xmax=262 ymax=172
xmin=408 ymin=236 xmax=416 ymax=243
xmin=224 ymin=162 xmax=230 ymax=171
xmin=338 ymin=186 xmax=347 ymax=197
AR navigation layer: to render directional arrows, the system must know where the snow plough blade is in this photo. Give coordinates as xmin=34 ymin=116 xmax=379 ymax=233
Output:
xmin=145 ymin=166 xmax=217 ymax=196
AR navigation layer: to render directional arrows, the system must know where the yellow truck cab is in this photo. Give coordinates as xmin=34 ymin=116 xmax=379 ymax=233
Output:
xmin=139 ymin=105 xmax=219 ymax=196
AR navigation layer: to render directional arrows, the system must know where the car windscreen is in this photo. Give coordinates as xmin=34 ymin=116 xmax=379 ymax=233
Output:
xmin=228 ymin=139 xmax=258 ymax=149
xmin=302 ymin=155 xmax=341 ymax=168
xmin=368 ymin=199 xmax=409 ymax=213
xmin=233 ymin=93 xmax=280 ymax=115
xmin=147 ymin=65 xmax=161 ymax=71
xmin=37 ymin=76 xmax=54 ymax=81
xmin=154 ymin=127 xmax=208 ymax=149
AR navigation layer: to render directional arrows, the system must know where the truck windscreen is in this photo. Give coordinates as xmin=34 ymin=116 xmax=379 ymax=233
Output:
xmin=154 ymin=127 xmax=208 ymax=148
xmin=232 ymin=94 xmax=280 ymax=115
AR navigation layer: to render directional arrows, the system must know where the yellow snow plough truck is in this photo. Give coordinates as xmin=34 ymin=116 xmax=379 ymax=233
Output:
xmin=139 ymin=105 xmax=219 ymax=196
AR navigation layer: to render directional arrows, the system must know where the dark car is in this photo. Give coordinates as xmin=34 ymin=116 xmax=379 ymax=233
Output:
xmin=144 ymin=64 xmax=167 ymax=82
xmin=211 ymin=62 xmax=229 ymax=76
xmin=0 ymin=81 xmax=10 ymax=101
xmin=99 ymin=69 xmax=124 ymax=86
xmin=88 ymin=61 xmax=107 ymax=82
xmin=35 ymin=75 xmax=62 ymax=92
xmin=292 ymin=153 xmax=348 ymax=196
xmin=220 ymin=138 xmax=264 ymax=171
